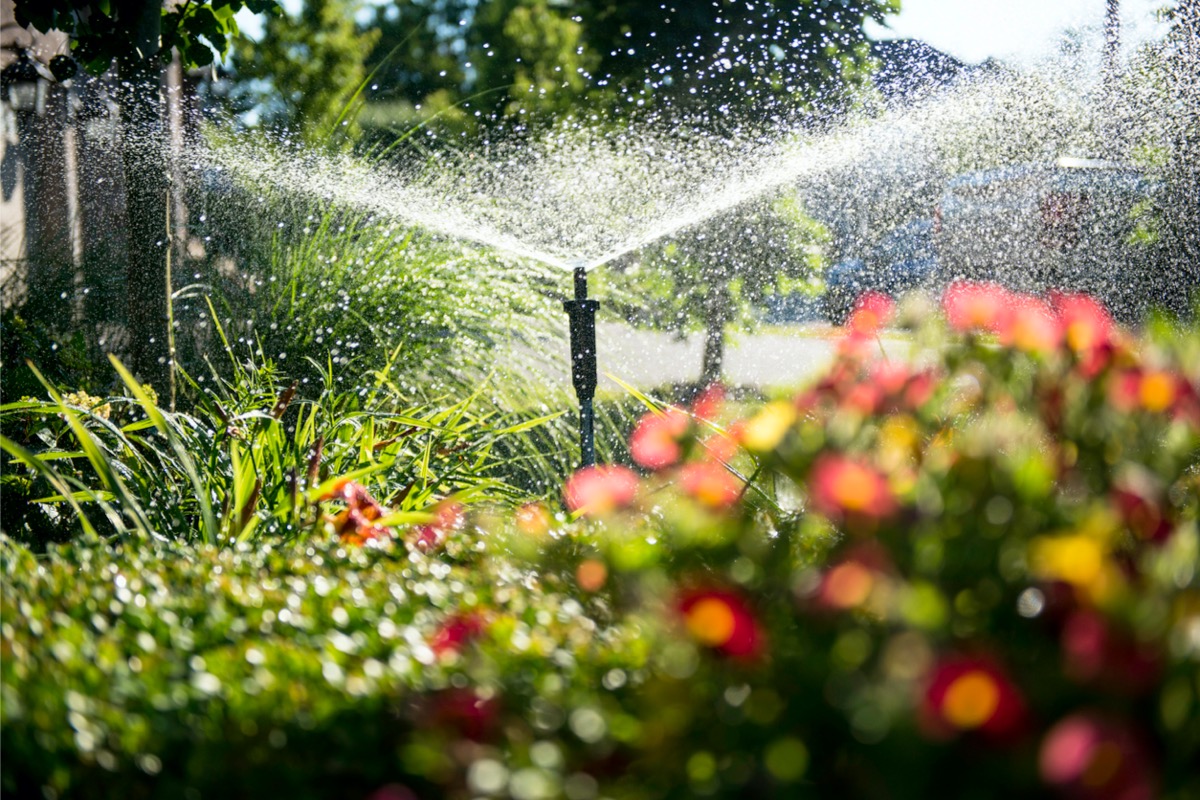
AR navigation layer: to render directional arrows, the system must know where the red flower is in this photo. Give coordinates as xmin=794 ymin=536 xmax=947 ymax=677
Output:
xmin=921 ymin=655 xmax=1026 ymax=740
xmin=629 ymin=408 xmax=689 ymax=470
xmin=846 ymin=291 xmax=895 ymax=335
xmin=1000 ymin=294 xmax=1063 ymax=354
xmin=1040 ymin=713 xmax=1157 ymax=800
xmin=808 ymin=454 xmax=898 ymax=524
xmin=409 ymin=501 xmax=464 ymax=552
xmin=1061 ymin=610 xmax=1161 ymax=693
xmin=679 ymin=588 xmax=763 ymax=659
xmin=1111 ymin=470 xmax=1173 ymax=545
xmin=430 ymin=688 xmax=500 ymax=741
xmin=430 ymin=612 xmax=487 ymax=657
xmin=943 ymin=281 xmax=1012 ymax=333
xmin=678 ymin=463 xmax=741 ymax=509
xmin=1108 ymin=368 xmax=1199 ymax=422
xmin=564 ymin=465 xmax=640 ymax=516
xmin=322 ymin=479 xmax=390 ymax=545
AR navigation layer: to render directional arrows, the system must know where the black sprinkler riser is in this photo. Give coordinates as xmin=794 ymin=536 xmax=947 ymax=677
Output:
xmin=564 ymin=265 xmax=599 ymax=468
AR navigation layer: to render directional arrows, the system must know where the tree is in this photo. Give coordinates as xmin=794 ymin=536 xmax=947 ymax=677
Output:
xmin=1126 ymin=0 xmax=1200 ymax=315
xmin=611 ymin=191 xmax=830 ymax=386
xmin=229 ymin=0 xmax=380 ymax=146
xmin=13 ymin=0 xmax=277 ymax=386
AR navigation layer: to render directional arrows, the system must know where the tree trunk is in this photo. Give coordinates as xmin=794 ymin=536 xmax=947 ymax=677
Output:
xmin=115 ymin=0 xmax=169 ymax=388
xmin=1165 ymin=0 xmax=1200 ymax=316
xmin=699 ymin=286 xmax=729 ymax=386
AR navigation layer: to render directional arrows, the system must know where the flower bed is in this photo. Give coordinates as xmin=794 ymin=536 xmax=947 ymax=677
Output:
xmin=4 ymin=285 xmax=1199 ymax=799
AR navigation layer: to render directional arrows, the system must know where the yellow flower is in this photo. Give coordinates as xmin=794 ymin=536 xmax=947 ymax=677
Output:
xmin=739 ymin=402 xmax=796 ymax=452
xmin=60 ymin=391 xmax=112 ymax=420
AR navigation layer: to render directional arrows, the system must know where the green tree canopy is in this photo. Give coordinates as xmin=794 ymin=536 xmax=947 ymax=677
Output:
xmin=230 ymin=0 xmax=381 ymax=145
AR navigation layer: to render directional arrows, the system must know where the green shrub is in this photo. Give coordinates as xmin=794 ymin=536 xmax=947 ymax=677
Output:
xmin=5 ymin=284 xmax=1199 ymax=800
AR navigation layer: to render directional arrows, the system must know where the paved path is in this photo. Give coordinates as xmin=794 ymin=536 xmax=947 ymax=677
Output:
xmin=592 ymin=322 xmax=910 ymax=390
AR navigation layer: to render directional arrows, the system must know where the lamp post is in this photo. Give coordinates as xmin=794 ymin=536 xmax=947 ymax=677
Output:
xmin=563 ymin=264 xmax=600 ymax=468
xmin=1 ymin=51 xmax=44 ymax=114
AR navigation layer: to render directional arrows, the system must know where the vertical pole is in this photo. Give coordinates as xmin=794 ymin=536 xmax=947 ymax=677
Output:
xmin=563 ymin=265 xmax=599 ymax=469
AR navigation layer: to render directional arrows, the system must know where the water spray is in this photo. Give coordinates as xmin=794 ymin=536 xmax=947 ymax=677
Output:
xmin=563 ymin=263 xmax=600 ymax=468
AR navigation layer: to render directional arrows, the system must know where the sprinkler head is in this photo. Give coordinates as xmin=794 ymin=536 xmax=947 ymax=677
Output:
xmin=563 ymin=265 xmax=600 ymax=467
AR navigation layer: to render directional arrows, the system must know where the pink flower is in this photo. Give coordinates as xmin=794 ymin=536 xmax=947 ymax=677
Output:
xmin=564 ymin=465 xmax=640 ymax=516
xmin=1000 ymin=294 xmax=1063 ymax=354
xmin=690 ymin=383 xmax=726 ymax=422
xmin=1040 ymin=713 xmax=1157 ymax=800
xmin=943 ymin=281 xmax=1012 ymax=333
xmin=629 ymin=408 xmax=689 ymax=470
xmin=846 ymin=291 xmax=895 ymax=335
xmin=679 ymin=462 xmax=741 ymax=509
xmin=1110 ymin=470 xmax=1173 ymax=545
xmin=1052 ymin=292 xmax=1114 ymax=360
xmin=409 ymin=501 xmax=464 ymax=552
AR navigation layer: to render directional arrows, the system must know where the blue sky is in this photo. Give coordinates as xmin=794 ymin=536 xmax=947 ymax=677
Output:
xmin=865 ymin=0 xmax=1170 ymax=63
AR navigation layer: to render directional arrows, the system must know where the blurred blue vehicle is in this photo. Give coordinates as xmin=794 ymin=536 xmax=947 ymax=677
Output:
xmin=823 ymin=218 xmax=938 ymax=324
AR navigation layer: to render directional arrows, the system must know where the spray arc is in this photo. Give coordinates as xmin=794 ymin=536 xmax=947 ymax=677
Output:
xmin=563 ymin=264 xmax=600 ymax=468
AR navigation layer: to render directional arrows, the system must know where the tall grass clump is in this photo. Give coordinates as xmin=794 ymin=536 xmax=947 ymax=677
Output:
xmin=0 ymin=346 xmax=563 ymax=547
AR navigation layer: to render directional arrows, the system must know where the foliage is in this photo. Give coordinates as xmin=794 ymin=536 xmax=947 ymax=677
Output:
xmin=189 ymin=182 xmax=576 ymax=398
xmin=5 ymin=284 xmax=1199 ymax=799
xmin=13 ymin=0 xmax=279 ymax=74
xmin=0 ymin=354 xmax=551 ymax=547
xmin=357 ymin=0 xmax=897 ymax=136
xmin=229 ymin=0 xmax=381 ymax=145
xmin=608 ymin=190 xmax=830 ymax=383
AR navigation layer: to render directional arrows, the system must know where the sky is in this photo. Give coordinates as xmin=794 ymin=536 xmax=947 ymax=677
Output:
xmin=864 ymin=0 xmax=1171 ymax=63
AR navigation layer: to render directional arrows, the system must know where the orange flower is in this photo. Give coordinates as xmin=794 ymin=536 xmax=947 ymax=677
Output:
xmin=564 ymin=465 xmax=639 ymax=516
xmin=815 ymin=544 xmax=892 ymax=611
xmin=808 ymin=454 xmax=898 ymax=523
xmin=576 ymin=559 xmax=608 ymax=592
xmin=322 ymin=479 xmax=390 ymax=545
xmin=678 ymin=463 xmax=741 ymax=509
xmin=1040 ymin=713 xmax=1156 ymax=800
xmin=515 ymin=502 xmax=553 ymax=537
xmin=629 ymin=408 xmax=689 ymax=470
xmin=922 ymin=656 xmax=1026 ymax=739
xmin=943 ymin=281 xmax=1012 ymax=333
xmin=679 ymin=588 xmax=763 ymax=659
